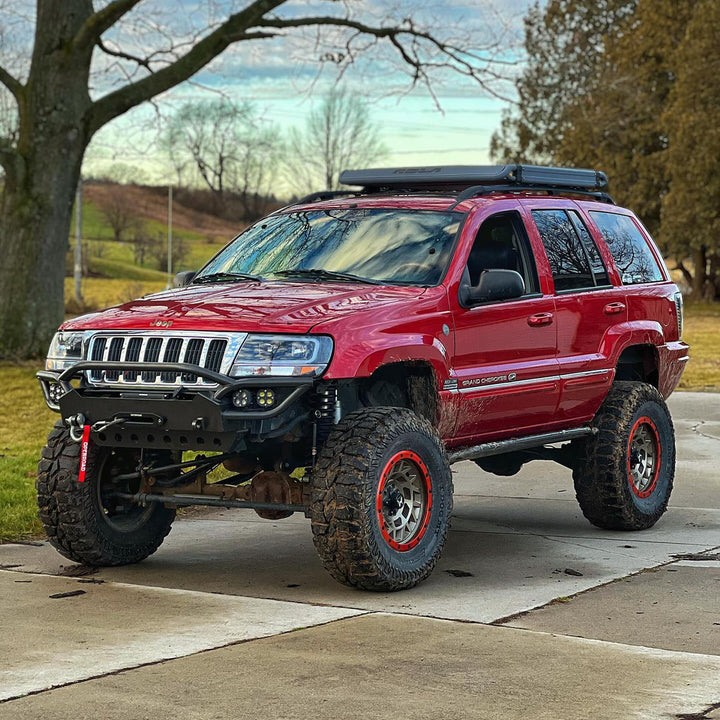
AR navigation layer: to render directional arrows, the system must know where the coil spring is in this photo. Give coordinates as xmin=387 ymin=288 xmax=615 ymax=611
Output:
xmin=315 ymin=384 xmax=337 ymax=445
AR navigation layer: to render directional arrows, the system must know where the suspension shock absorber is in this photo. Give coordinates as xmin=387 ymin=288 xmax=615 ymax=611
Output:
xmin=312 ymin=383 xmax=338 ymax=465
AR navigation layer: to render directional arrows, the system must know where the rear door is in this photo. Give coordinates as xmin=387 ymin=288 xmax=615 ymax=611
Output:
xmin=450 ymin=206 xmax=561 ymax=442
xmin=524 ymin=200 xmax=625 ymax=424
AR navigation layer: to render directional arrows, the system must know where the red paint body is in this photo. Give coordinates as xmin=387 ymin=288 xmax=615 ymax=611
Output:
xmin=62 ymin=193 xmax=689 ymax=446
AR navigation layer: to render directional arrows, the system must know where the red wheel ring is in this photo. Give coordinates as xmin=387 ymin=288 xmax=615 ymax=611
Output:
xmin=376 ymin=450 xmax=433 ymax=552
xmin=627 ymin=416 xmax=662 ymax=499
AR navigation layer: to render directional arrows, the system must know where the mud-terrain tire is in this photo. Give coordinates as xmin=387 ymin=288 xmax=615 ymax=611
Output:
xmin=311 ymin=407 xmax=453 ymax=591
xmin=36 ymin=421 xmax=175 ymax=566
xmin=573 ymin=382 xmax=675 ymax=531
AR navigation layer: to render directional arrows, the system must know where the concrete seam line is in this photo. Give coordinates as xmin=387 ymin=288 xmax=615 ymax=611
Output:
xmin=0 ymin=610 xmax=378 ymax=705
xmin=490 ymin=557 xmax=686 ymax=625
xmin=489 ymin=625 xmax=720 ymax=664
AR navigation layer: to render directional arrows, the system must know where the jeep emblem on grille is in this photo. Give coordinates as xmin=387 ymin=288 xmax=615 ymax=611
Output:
xmin=150 ymin=319 xmax=173 ymax=328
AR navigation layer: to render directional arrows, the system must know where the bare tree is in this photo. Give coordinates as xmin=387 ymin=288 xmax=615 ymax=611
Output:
xmin=165 ymin=98 xmax=282 ymax=217
xmin=285 ymin=86 xmax=387 ymax=194
xmin=97 ymin=188 xmax=140 ymax=243
xmin=0 ymin=0 xmax=511 ymax=357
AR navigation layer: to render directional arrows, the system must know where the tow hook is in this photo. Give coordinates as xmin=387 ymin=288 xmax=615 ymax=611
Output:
xmin=66 ymin=413 xmax=86 ymax=442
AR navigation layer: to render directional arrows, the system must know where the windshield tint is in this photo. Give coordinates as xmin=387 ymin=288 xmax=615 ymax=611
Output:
xmin=196 ymin=208 xmax=464 ymax=286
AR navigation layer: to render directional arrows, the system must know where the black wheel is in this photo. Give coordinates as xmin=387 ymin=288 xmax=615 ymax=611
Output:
xmin=573 ymin=382 xmax=675 ymax=530
xmin=36 ymin=421 xmax=175 ymax=566
xmin=311 ymin=407 xmax=453 ymax=591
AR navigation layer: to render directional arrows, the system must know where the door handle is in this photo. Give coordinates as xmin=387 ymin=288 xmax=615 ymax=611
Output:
xmin=603 ymin=302 xmax=626 ymax=315
xmin=527 ymin=312 xmax=554 ymax=327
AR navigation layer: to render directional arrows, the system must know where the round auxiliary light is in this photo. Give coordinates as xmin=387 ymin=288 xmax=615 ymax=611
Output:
xmin=232 ymin=389 xmax=253 ymax=408
xmin=256 ymin=389 xmax=275 ymax=408
xmin=48 ymin=383 xmax=67 ymax=405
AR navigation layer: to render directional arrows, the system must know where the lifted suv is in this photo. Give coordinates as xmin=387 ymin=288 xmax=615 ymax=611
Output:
xmin=37 ymin=165 xmax=689 ymax=591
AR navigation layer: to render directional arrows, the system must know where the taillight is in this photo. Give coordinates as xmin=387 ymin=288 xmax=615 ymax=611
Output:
xmin=674 ymin=292 xmax=684 ymax=339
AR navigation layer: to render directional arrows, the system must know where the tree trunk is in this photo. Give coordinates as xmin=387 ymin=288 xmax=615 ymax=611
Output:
xmin=0 ymin=164 xmax=83 ymax=357
xmin=0 ymin=1 xmax=94 ymax=358
xmin=692 ymin=246 xmax=708 ymax=298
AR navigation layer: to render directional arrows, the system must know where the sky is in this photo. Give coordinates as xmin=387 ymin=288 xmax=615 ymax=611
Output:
xmin=63 ymin=0 xmax=538 ymax=189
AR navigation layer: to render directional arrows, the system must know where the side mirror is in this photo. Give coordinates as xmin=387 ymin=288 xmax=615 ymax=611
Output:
xmin=174 ymin=271 xmax=197 ymax=288
xmin=465 ymin=269 xmax=525 ymax=304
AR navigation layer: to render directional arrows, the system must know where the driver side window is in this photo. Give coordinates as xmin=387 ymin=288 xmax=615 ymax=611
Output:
xmin=464 ymin=212 xmax=539 ymax=295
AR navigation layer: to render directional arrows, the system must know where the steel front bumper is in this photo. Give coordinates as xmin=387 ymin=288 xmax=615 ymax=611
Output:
xmin=38 ymin=361 xmax=314 ymax=451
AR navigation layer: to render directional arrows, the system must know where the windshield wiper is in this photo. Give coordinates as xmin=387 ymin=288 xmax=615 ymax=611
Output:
xmin=274 ymin=268 xmax=382 ymax=285
xmin=193 ymin=271 xmax=264 ymax=284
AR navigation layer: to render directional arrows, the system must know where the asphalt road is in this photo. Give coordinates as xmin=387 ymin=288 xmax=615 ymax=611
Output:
xmin=0 ymin=391 xmax=718 ymax=719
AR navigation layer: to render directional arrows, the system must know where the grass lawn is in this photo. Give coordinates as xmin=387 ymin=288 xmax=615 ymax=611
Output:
xmin=677 ymin=303 xmax=720 ymax=391
xmin=0 ymin=364 xmax=55 ymax=541
xmin=1 ymin=302 xmax=718 ymax=542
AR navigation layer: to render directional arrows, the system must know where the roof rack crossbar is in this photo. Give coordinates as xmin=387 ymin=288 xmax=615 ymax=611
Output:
xmin=293 ymin=190 xmax=359 ymax=205
xmin=448 ymin=184 xmax=615 ymax=209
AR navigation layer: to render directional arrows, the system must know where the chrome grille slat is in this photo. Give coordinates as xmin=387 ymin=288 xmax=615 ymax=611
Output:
xmin=89 ymin=337 xmax=107 ymax=381
xmin=122 ymin=337 xmax=143 ymax=382
xmin=160 ymin=338 xmax=183 ymax=383
xmin=84 ymin=331 xmax=246 ymax=389
xmin=142 ymin=337 xmax=164 ymax=383
xmin=105 ymin=337 xmax=125 ymax=381
xmin=181 ymin=338 xmax=204 ymax=383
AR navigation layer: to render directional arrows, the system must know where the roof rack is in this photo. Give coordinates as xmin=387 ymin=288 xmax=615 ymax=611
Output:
xmin=338 ymin=164 xmax=615 ymax=205
xmin=294 ymin=189 xmax=359 ymax=205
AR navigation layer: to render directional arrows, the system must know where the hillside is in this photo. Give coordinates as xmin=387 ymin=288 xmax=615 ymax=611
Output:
xmin=66 ymin=182 xmax=255 ymax=312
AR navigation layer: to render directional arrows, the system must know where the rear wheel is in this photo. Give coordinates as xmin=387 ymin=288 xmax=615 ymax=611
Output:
xmin=573 ymin=382 xmax=675 ymax=530
xmin=311 ymin=407 xmax=453 ymax=591
xmin=36 ymin=421 xmax=175 ymax=566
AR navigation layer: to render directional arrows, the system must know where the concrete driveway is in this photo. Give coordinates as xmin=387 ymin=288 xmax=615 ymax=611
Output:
xmin=0 ymin=391 xmax=718 ymax=719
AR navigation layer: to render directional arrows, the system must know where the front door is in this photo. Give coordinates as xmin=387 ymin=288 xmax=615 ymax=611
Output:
xmin=452 ymin=210 xmax=561 ymax=442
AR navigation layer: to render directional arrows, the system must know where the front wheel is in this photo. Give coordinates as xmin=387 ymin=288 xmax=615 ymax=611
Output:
xmin=311 ymin=407 xmax=453 ymax=591
xmin=36 ymin=421 xmax=175 ymax=566
xmin=573 ymin=382 xmax=675 ymax=530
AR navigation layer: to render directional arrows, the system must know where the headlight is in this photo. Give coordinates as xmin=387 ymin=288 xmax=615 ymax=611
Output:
xmin=230 ymin=334 xmax=333 ymax=377
xmin=46 ymin=331 xmax=85 ymax=371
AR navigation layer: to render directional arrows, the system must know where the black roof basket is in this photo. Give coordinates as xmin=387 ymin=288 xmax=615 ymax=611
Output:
xmin=337 ymin=164 xmax=614 ymax=205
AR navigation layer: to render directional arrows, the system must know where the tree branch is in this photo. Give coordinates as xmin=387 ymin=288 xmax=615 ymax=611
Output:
xmin=89 ymin=1 xmax=508 ymax=133
xmin=257 ymin=16 xmax=511 ymax=101
xmin=74 ymin=0 xmax=145 ymax=50
xmin=96 ymin=38 xmax=152 ymax=71
xmin=0 ymin=64 xmax=23 ymax=100
xmin=88 ymin=0 xmax=284 ymax=133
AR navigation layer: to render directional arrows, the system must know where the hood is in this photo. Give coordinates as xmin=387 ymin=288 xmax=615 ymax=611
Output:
xmin=63 ymin=281 xmax=427 ymax=334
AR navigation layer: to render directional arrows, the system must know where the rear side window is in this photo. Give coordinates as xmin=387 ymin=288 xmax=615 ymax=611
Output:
xmin=567 ymin=211 xmax=610 ymax=286
xmin=589 ymin=212 xmax=665 ymax=285
xmin=532 ymin=210 xmax=595 ymax=291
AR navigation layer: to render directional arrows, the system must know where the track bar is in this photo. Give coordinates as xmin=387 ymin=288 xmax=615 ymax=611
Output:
xmin=114 ymin=492 xmax=307 ymax=513
xmin=447 ymin=427 xmax=595 ymax=464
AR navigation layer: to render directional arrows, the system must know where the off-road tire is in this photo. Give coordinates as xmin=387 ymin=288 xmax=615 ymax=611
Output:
xmin=311 ymin=407 xmax=453 ymax=591
xmin=36 ymin=421 xmax=175 ymax=566
xmin=573 ymin=382 xmax=675 ymax=531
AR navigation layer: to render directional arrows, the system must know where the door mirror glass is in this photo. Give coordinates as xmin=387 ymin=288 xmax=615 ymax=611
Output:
xmin=174 ymin=271 xmax=197 ymax=287
xmin=465 ymin=269 xmax=525 ymax=304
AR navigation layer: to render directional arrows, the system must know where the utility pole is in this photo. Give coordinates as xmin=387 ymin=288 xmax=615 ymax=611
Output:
xmin=167 ymin=184 xmax=173 ymax=288
xmin=74 ymin=178 xmax=83 ymax=303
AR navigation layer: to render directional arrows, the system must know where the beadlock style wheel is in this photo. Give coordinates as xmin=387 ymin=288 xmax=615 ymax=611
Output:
xmin=377 ymin=451 xmax=433 ymax=552
xmin=627 ymin=416 xmax=661 ymax=499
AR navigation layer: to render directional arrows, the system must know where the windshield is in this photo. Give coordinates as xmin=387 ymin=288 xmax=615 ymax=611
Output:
xmin=195 ymin=207 xmax=464 ymax=286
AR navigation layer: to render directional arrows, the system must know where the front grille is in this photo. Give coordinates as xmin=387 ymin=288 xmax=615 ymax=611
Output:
xmin=86 ymin=332 xmax=245 ymax=387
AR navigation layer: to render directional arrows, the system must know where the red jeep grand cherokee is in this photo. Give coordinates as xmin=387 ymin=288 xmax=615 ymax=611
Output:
xmin=37 ymin=165 xmax=689 ymax=591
